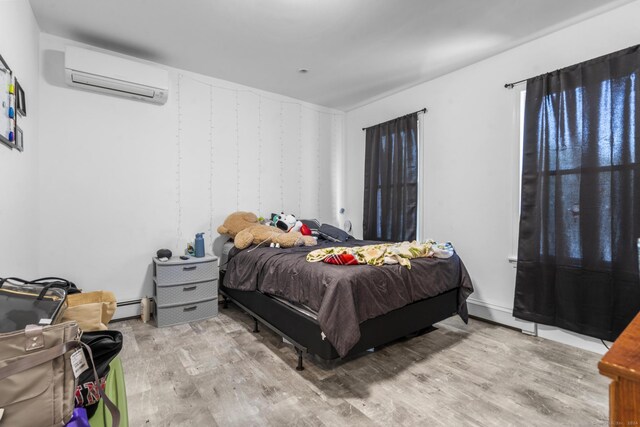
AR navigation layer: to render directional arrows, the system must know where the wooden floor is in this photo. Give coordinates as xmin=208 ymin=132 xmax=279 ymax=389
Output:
xmin=117 ymin=304 xmax=608 ymax=426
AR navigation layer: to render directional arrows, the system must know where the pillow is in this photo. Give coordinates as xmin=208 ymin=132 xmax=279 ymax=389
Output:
xmin=318 ymin=223 xmax=351 ymax=242
xmin=324 ymin=253 xmax=359 ymax=265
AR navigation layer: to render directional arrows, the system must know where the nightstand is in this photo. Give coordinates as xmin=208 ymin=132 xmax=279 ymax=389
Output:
xmin=152 ymin=255 xmax=218 ymax=327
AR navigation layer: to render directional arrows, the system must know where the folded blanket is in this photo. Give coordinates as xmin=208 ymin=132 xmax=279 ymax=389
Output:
xmin=306 ymin=240 xmax=454 ymax=269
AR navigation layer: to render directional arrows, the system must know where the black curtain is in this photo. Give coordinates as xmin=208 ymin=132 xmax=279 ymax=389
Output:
xmin=363 ymin=113 xmax=418 ymax=241
xmin=514 ymin=45 xmax=640 ymax=341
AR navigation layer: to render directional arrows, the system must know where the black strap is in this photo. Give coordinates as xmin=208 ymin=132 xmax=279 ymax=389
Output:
xmin=0 ymin=277 xmax=76 ymax=299
xmin=35 ymin=283 xmax=67 ymax=300
xmin=31 ymin=277 xmax=79 ymax=296
xmin=31 ymin=277 xmax=78 ymax=290
xmin=0 ymin=277 xmax=29 ymax=288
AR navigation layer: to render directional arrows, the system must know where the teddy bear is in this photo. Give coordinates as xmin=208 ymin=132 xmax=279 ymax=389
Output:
xmin=217 ymin=211 xmax=316 ymax=250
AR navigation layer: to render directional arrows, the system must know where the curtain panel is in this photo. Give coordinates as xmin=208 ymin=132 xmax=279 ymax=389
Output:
xmin=514 ymin=45 xmax=640 ymax=341
xmin=363 ymin=114 xmax=418 ymax=242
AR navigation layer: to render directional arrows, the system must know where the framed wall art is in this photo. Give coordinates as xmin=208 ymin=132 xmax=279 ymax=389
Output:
xmin=0 ymin=53 xmax=14 ymax=149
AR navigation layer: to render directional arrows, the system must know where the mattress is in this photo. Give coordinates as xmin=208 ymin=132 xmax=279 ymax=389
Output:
xmin=218 ymin=240 xmax=236 ymax=271
xmin=221 ymin=240 xmax=319 ymax=319
xmin=269 ymin=294 xmax=318 ymax=320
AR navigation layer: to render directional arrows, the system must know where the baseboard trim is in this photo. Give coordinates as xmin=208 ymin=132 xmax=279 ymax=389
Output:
xmin=536 ymin=324 xmax=610 ymax=355
xmin=466 ymin=298 xmax=536 ymax=334
xmin=466 ymin=298 xmax=611 ymax=354
xmin=115 ymin=299 xmax=142 ymax=320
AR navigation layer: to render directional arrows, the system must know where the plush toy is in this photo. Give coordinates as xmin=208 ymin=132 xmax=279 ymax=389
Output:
xmin=217 ymin=211 xmax=316 ymax=250
xmin=273 ymin=213 xmax=312 ymax=236
xmin=273 ymin=213 xmax=298 ymax=232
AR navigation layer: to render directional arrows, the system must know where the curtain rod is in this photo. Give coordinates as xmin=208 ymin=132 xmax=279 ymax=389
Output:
xmin=506 ymin=65 xmax=580 ymax=89
xmin=506 ymin=66 xmax=567 ymax=89
xmin=362 ymin=108 xmax=427 ymax=131
xmin=504 ymin=79 xmax=527 ymax=89
xmin=506 ymin=43 xmax=640 ymax=89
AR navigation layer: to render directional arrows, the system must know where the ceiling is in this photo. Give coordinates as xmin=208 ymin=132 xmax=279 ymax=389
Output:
xmin=29 ymin=0 xmax=633 ymax=110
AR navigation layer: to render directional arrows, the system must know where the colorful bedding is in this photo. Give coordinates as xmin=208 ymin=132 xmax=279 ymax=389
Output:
xmin=306 ymin=240 xmax=454 ymax=268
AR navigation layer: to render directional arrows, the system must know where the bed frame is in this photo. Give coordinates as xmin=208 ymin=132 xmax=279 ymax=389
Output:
xmin=219 ymin=270 xmax=460 ymax=370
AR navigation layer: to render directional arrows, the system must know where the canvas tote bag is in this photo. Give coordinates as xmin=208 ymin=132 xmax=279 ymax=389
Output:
xmin=60 ymin=291 xmax=117 ymax=332
xmin=0 ymin=321 xmax=80 ymax=427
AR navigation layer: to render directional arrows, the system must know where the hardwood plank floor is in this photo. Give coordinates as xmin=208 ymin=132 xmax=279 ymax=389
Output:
xmin=116 ymin=304 xmax=608 ymax=426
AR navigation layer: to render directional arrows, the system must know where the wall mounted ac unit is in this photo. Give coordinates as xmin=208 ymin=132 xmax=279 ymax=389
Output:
xmin=64 ymin=46 xmax=169 ymax=105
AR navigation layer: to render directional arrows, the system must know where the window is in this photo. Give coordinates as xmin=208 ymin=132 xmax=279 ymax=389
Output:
xmin=514 ymin=81 xmax=640 ymax=264
xmin=513 ymin=45 xmax=640 ymax=341
xmin=510 ymin=88 xmax=526 ymax=263
xmin=363 ymin=113 xmax=419 ymax=242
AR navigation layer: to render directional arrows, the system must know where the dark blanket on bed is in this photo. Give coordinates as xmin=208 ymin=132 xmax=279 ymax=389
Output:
xmin=223 ymin=240 xmax=473 ymax=357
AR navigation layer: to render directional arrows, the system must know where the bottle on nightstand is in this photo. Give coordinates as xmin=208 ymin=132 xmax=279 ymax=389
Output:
xmin=195 ymin=233 xmax=205 ymax=258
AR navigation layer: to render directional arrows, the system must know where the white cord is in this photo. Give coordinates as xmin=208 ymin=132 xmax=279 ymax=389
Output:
xmin=298 ymin=104 xmax=302 ymax=216
xmin=175 ymin=73 xmax=183 ymax=250
xmin=258 ymin=95 xmax=263 ymax=214
xmin=246 ymin=232 xmax=281 ymax=253
xmin=235 ymin=90 xmax=240 ymax=210
xmin=279 ymin=102 xmax=284 ymax=211
xmin=208 ymin=85 xmax=214 ymax=246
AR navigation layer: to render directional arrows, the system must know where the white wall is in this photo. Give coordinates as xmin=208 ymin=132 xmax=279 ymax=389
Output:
xmin=344 ymin=0 xmax=640 ymax=353
xmin=37 ymin=34 xmax=344 ymax=308
xmin=0 ymin=1 xmax=40 ymax=277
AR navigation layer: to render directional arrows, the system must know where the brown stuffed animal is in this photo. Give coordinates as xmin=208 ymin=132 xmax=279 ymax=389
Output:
xmin=217 ymin=211 xmax=316 ymax=250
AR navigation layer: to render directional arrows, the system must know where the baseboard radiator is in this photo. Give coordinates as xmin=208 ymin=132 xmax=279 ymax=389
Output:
xmin=115 ymin=298 xmax=153 ymax=320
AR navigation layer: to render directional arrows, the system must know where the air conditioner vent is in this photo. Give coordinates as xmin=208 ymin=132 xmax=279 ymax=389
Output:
xmin=64 ymin=46 xmax=168 ymax=105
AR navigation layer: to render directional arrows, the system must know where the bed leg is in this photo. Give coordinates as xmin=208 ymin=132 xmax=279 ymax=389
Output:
xmin=252 ymin=317 xmax=260 ymax=333
xmin=295 ymin=348 xmax=305 ymax=371
xmin=222 ymin=295 xmax=229 ymax=309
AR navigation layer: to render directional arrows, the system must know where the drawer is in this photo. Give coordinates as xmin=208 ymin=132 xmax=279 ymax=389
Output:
xmin=155 ymin=260 xmax=216 ymax=285
xmin=156 ymin=279 xmax=218 ymax=305
xmin=155 ymin=298 xmax=218 ymax=327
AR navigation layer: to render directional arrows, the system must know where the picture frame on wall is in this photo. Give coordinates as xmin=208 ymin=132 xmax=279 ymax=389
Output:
xmin=0 ymin=53 xmax=13 ymax=149
xmin=15 ymin=79 xmax=25 ymax=117
xmin=15 ymin=125 xmax=23 ymax=152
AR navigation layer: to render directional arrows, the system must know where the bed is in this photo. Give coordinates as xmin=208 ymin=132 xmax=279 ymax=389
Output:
xmin=217 ymin=238 xmax=473 ymax=370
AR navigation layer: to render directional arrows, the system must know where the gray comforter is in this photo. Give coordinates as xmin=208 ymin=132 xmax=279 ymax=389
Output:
xmin=223 ymin=240 xmax=473 ymax=357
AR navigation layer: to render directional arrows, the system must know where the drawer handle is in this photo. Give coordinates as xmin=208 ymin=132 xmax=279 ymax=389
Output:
xmin=183 ymin=306 xmax=197 ymax=312
xmin=183 ymin=266 xmax=197 ymax=271
xmin=183 ymin=286 xmax=197 ymax=291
